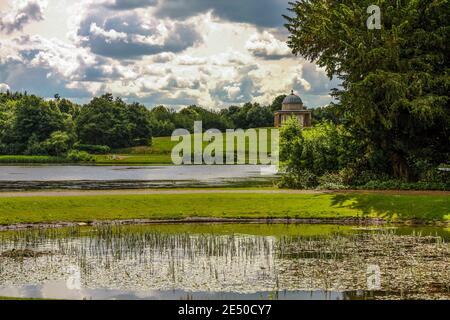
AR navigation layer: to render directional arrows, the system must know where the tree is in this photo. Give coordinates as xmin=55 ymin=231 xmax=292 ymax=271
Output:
xmin=311 ymin=104 xmax=342 ymax=125
xmin=127 ymin=102 xmax=153 ymax=146
xmin=76 ymin=94 xmax=153 ymax=148
xmin=245 ymin=104 xmax=273 ymax=128
xmin=44 ymin=131 xmax=70 ymax=156
xmin=285 ymin=0 xmax=450 ymax=179
xmin=270 ymin=94 xmax=287 ymax=112
xmin=14 ymin=95 xmax=65 ymax=147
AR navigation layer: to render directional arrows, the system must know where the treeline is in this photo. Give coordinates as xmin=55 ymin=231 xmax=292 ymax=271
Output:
xmin=1 ymin=91 xmax=321 ymax=157
xmin=0 ymin=92 xmax=153 ymax=157
xmin=150 ymin=102 xmax=275 ymax=136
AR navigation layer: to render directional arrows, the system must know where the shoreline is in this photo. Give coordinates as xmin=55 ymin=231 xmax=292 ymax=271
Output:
xmin=2 ymin=216 xmax=449 ymax=232
xmin=0 ymin=188 xmax=449 ymax=198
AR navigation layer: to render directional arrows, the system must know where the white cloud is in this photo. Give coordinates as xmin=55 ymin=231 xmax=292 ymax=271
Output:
xmin=176 ymin=55 xmax=208 ymax=66
xmin=0 ymin=83 xmax=10 ymax=92
xmin=152 ymin=52 xmax=175 ymax=63
xmin=0 ymin=0 xmax=337 ymax=108
xmin=0 ymin=0 xmax=48 ymax=34
xmin=74 ymin=7 xmax=202 ymax=59
xmin=89 ymin=23 xmax=128 ymax=43
xmin=246 ymin=31 xmax=291 ymax=60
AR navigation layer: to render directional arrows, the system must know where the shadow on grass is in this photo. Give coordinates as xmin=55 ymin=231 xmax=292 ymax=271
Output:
xmin=330 ymin=193 xmax=450 ymax=221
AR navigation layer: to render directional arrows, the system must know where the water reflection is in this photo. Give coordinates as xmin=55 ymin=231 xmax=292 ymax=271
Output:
xmin=0 ymin=224 xmax=448 ymax=300
xmin=0 ymin=165 xmax=275 ymax=189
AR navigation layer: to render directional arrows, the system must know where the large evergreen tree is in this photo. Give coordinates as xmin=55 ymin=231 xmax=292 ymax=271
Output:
xmin=285 ymin=0 xmax=450 ymax=179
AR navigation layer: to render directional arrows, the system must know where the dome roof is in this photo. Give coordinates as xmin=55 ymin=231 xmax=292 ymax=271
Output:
xmin=282 ymin=91 xmax=303 ymax=105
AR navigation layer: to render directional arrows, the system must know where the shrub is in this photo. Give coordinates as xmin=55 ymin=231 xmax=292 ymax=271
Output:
xmin=24 ymin=134 xmax=47 ymax=155
xmin=317 ymin=172 xmax=348 ymax=190
xmin=73 ymin=143 xmax=110 ymax=154
xmin=67 ymin=150 xmax=94 ymax=162
xmin=278 ymin=169 xmax=318 ymax=189
xmin=43 ymin=131 xmax=70 ymax=156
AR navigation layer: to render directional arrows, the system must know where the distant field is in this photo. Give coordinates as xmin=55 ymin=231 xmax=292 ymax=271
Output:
xmin=94 ymin=136 xmax=174 ymax=164
xmin=95 ymin=128 xmax=277 ymax=165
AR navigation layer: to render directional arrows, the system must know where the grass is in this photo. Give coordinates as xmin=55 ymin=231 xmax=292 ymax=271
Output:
xmin=95 ymin=129 xmax=276 ymax=165
xmin=0 ymin=155 xmax=70 ymax=164
xmin=0 ymin=192 xmax=448 ymax=225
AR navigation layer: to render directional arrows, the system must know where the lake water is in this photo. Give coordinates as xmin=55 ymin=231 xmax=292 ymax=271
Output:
xmin=0 ymin=223 xmax=448 ymax=300
xmin=0 ymin=165 xmax=277 ymax=189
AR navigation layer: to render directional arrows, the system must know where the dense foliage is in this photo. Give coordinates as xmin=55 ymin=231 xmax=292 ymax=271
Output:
xmin=280 ymin=115 xmax=449 ymax=190
xmin=76 ymin=94 xmax=153 ymax=149
xmin=282 ymin=0 xmax=450 ymax=186
xmin=150 ymin=101 xmax=276 ymax=136
xmin=0 ymin=91 xmax=285 ymax=157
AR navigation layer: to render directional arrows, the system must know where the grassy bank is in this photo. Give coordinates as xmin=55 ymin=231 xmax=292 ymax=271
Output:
xmin=0 ymin=192 xmax=448 ymax=225
xmin=0 ymin=155 xmax=70 ymax=164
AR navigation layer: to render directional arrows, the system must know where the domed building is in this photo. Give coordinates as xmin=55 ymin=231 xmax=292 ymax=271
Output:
xmin=274 ymin=91 xmax=312 ymax=128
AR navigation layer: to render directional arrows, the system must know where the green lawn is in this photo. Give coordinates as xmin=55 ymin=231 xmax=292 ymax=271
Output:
xmin=0 ymin=192 xmax=448 ymax=225
xmin=96 ymin=129 xmax=276 ymax=165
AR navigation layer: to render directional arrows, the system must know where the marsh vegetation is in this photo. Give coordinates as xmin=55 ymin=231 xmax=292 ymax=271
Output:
xmin=0 ymin=224 xmax=448 ymax=300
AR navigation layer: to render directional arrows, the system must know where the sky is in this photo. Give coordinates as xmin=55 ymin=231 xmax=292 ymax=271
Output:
xmin=0 ymin=0 xmax=340 ymax=109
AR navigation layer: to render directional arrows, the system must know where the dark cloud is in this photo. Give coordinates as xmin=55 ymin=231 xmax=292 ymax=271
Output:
xmin=155 ymin=0 xmax=289 ymax=28
xmin=287 ymin=63 xmax=341 ymax=107
xmin=296 ymin=63 xmax=341 ymax=96
xmin=104 ymin=0 xmax=157 ymax=10
xmin=0 ymin=0 xmax=46 ymax=34
xmin=161 ymin=76 xmax=202 ymax=90
xmin=75 ymin=56 xmax=123 ymax=82
xmin=210 ymin=75 xmax=260 ymax=104
xmin=0 ymin=58 xmax=90 ymax=98
xmin=76 ymin=11 xmax=202 ymax=59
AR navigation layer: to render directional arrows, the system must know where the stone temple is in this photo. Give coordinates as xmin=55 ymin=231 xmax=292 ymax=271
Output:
xmin=274 ymin=91 xmax=312 ymax=128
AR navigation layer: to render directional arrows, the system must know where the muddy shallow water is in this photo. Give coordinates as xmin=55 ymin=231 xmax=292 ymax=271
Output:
xmin=0 ymin=224 xmax=448 ymax=300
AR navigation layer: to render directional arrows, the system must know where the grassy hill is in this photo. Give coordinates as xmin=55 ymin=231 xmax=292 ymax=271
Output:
xmin=95 ymin=128 xmax=277 ymax=165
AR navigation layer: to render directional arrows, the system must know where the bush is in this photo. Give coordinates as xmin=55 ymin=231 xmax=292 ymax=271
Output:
xmin=419 ymin=167 xmax=450 ymax=184
xmin=73 ymin=143 xmax=110 ymax=154
xmin=24 ymin=135 xmax=47 ymax=155
xmin=278 ymin=169 xmax=318 ymax=189
xmin=43 ymin=131 xmax=70 ymax=156
xmin=67 ymin=150 xmax=94 ymax=162
xmin=317 ymin=172 xmax=348 ymax=190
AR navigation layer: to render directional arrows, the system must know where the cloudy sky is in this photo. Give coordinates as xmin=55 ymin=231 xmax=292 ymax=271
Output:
xmin=0 ymin=0 xmax=339 ymax=109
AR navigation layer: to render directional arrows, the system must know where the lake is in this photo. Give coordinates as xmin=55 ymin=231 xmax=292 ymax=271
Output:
xmin=0 ymin=165 xmax=277 ymax=189
xmin=0 ymin=223 xmax=448 ymax=300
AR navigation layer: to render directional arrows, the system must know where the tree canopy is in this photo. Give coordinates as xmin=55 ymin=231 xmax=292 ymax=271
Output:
xmin=285 ymin=0 xmax=450 ymax=179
